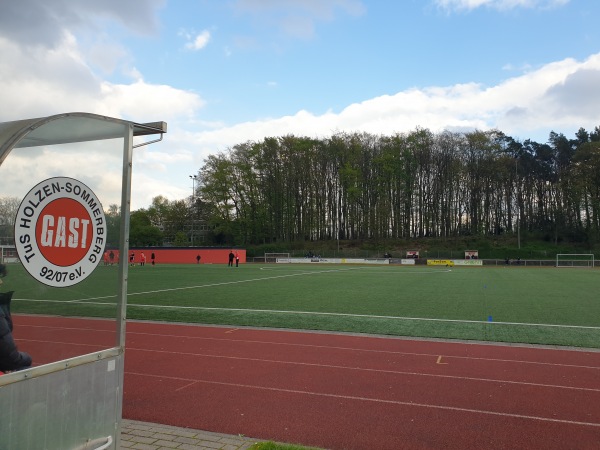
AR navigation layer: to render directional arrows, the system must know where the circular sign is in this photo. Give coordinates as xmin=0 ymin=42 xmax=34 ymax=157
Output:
xmin=14 ymin=177 xmax=107 ymax=287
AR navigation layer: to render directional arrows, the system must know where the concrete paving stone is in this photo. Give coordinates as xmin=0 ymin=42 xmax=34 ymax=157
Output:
xmin=130 ymin=444 xmax=159 ymax=450
xmin=130 ymin=435 xmax=159 ymax=445
xmin=195 ymin=440 xmax=223 ymax=449
xmin=194 ymin=432 xmax=222 ymax=442
xmin=177 ymin=444 xmax=210 ymax=450
xmin=121 ymin=419 xmax=261 ymax=450
xmin=152 ymin=432 xmax=184 ymax=440
xmin=173 ymin=436 xmax=203 ymax=445
xmin=133 ymin=430 xmax=157 ymax=438
xmin=219 ymin=437 xmax=249 ymax=446
xmin=152 ymin=440 xmax=181 ymax=448
xmin=129 ymin=424 xmax=155 ymax=431
xmin=156 ymin=428 xmax=198 ymax=439
xmin=220 ymin=444 xmax=248 ymax=450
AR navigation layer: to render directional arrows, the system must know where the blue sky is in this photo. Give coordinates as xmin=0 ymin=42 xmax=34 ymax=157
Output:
xmin=139 ymin=0 xmax=600 ymax=126
xmin=1 ymin=0 xmax=600 ymax=209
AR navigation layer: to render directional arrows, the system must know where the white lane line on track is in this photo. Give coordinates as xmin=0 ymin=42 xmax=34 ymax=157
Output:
xmin=128 ymin=347 xmax=600 ymax=393
xmin=18 ymin=322 xmax=600 ymax=369
xmin=125 ymin=332 xmax=600 ymax=369
xmin=127 ymin=371 xmax=600 ymax=428
xmin=22 ymin=331 xmax=600 ymax=391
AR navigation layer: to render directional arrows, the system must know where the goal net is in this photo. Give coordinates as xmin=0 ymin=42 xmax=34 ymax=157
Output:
xmin=556 ymin=254 xmax=595 ymax=268
xmin=265 ymin=252 xmax=291 ymax=263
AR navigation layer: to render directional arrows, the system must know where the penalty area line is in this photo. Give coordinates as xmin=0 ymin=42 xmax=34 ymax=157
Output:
xmin=126 ymin=266 xmax=356 ymax=297
xmin=14 ymin=268 xmax=355 ymax=304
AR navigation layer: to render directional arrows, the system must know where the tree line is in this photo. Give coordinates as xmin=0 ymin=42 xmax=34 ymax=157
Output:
xmin=198 ymin=127 xmax=600 ymax=247
xmin=1 ymin=126 xmax=599 ymax=249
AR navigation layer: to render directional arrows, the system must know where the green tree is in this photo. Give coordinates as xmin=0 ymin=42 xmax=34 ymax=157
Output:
xmin=0 ymin=197 xmax=20 ymax=244
xmin=571 ymin=141 xmax=600 ymax=240
xmin=104 ymin=204 xmax=121 ymax=247
xmin=129 ymin=210 xmax=163 ymax=246
xmin=173 ymin=231 xmax=189 ymax=247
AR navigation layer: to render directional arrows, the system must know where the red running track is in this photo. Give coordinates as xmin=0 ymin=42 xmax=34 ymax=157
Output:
xmin=11 ymin=315 xmax=600 ymax=450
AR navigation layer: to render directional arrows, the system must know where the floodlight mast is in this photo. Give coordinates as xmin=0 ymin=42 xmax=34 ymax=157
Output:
xmin=190 ymin=175 xmax=197 ymax=246
xmin=516 ymin=158 xmax=521 ymax=250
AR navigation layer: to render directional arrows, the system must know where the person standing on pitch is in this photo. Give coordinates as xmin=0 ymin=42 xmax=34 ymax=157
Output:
xmin=228 ymin=251 xmax=234 ymax=267
xmin=0 ymin=264 xmax=32 ymax=373
xmin=235 ymin=251 xmax=239 ymax=267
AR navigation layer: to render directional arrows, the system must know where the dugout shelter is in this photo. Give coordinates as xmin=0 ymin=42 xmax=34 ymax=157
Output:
xmin=0 ymin=113 xmax=166 ymax=449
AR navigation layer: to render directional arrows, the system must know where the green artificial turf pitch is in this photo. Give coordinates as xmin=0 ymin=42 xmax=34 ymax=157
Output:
xmin=6 ymin=263 xmax=600 ymax=348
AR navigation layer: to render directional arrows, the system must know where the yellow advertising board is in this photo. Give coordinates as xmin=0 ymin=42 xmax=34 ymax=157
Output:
xmin=427 ymin=259 xmax=454 ymax=266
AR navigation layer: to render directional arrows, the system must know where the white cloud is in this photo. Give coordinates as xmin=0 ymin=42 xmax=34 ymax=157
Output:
xmin=0 ymin=31 xmax=203 ymax=123
xmin=87 ymin=41 xmax=130 ymax=75
xmin=231 ymin=0 xmax=366 ymax=38
xmin=0 ymin=27 xmax=204 ymax=209
xmin=434 ymin=0 xmax=570 ymax=11
xmin=0 ymin=0 xmax=164 ymax=50
xmin=6 ymin=43 xmax=599 ymax=209
xmin=183 ymin=30 xmax=211 ymax=51
xmin=1 ymin=0 xmax=599 ymax=211
xmin=183 ymin=52 xmax=600 ymax=159
xmin=233 ymin=0 xmax=366 ymax=19
xmin=100 ymin=79 xmax=204 ymax=121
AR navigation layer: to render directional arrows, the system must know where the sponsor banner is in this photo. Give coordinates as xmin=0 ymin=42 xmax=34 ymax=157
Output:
xmin=14 ymin=177 xmax=106 ymax=287
xmin=286 ymin=258 xmax=389 ymax=265
xmin=400 ymin=259 xmax=416 ymax=265
xmin=287 ymin=258 xmax=322 ymax=263
xmin=465 ymin=250 xmax=479 ymax=259
xmin=453 ymin=259 xmax=483 ymax=266
xmin=427 ymin=259 xmax=454 ymax=266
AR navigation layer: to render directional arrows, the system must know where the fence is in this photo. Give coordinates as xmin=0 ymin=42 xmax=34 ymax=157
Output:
xmin=250 ymin=257 xmax=592 ymax=268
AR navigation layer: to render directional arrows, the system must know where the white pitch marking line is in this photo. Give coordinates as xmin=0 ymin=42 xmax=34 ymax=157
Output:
xmin=259 ymin=266 xmax=452 ymax=274
xmin=122 ymin=304 xmax=600 ymax=330
xmin=15 ymin=267 xmax=358 ymax=304
xmin=127 ymin=267 xmax=358 ymax=296
xmin=15 ymin=297 xmax=600 ymax=331
xmin=127 ymin=371 xmax=600 ymax=428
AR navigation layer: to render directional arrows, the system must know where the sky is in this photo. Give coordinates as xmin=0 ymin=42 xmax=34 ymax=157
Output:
xmin=1 ymin=0 xmax=600 ymax=210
